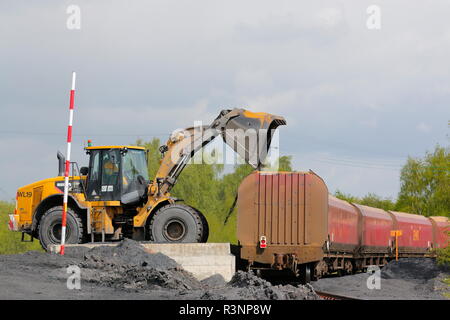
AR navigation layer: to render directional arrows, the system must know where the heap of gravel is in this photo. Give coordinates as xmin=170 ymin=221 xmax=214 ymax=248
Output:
xmin=312 ymin=258 xmax=450 ymax=300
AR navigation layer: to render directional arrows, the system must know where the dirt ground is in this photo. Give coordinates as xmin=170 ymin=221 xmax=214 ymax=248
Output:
xmin=312 ymin=258 xmax=450 ymax=300
xmin=0 ymin=240 xmax=318 ymax=300
xmin=0 ymin=240 xmax=448 ymax=300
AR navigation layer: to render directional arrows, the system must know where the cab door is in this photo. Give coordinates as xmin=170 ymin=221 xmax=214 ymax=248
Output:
xmin=86 ymin=149 xmax=122 ymax=201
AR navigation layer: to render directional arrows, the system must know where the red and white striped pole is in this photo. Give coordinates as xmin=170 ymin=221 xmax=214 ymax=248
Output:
xmin=61 ymin=71 xmax=76 ymax=255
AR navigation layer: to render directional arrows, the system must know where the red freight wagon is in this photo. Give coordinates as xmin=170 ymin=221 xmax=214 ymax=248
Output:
xmin=328 ymin=196 xmax=359 ymax=252
xmin=352 ymin=204 xmax=393 ymax=252
xmin=389 ymin=211 xmax=433 ymax=252
xmin=429 ymin=216 xmax=449 ymax=249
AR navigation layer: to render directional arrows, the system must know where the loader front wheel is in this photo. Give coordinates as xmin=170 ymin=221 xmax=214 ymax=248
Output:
xmin=38 ymin=206 xmax=84 ymax=251
xmin=148 ymin=204 xmax=208 ymax=243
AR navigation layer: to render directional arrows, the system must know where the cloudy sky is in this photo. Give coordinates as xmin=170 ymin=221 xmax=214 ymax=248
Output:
xmin=1 ymin=1 xmax=449 ymax=201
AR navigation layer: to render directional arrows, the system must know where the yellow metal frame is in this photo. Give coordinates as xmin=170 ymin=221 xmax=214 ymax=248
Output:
xmin=85 ymin=145 xmax=145 ymax=150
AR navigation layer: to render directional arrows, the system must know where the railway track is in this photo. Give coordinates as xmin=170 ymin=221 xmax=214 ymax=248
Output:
xmin=315 ymin=290 xmax=360 ymax=300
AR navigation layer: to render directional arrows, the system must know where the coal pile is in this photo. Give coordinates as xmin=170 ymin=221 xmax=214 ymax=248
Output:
xmin=76 ymin=240 xmax=318 ymax=299
xmin=83 ymin=239 xmax=180 ymax=269
xmin=200 ymin=274 xmax=227 ymax=289
xmin=224 ymin=271 xmax=319 ymax=300
xmin=198 ymin=271 xmax=318 ymax=300
xmin=0 ymin=239 xmax=319 ymax=300
xmin=77 ymin=239 xmax=202 ymax=291
xmin=312 ymin=258 xmax=450 ymax=300
xmin=381 ymin=258 xmax=445 ymax=280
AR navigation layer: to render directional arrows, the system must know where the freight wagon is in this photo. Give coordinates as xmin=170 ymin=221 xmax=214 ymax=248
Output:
xmin=236 ymin=171 xmax=449 ymax=282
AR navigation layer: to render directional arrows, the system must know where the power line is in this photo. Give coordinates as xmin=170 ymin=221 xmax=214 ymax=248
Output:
xmin=320 ymin=157 xmax=403 ymax=167
xmin=304 ymin=157 xmax=448 ymax=172
xmin=0 ymin=187 xmax=13 ymax=200
xmin=0 ymin=130 xmax=170 ymax=137
xmin=312 ymin=158 xmax=401 ymax=171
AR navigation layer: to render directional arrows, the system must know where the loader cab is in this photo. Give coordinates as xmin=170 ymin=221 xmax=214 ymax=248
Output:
xmin=85 ymin=146 xmax=149 ymax=205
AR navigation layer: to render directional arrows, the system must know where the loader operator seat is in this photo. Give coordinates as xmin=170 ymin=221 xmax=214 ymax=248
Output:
xmin=102 ymin=159 xmax=119 ymax=186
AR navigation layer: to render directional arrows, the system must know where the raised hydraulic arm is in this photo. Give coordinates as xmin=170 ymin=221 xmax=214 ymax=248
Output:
xmin=150 ymin=108 xmax=286 ymax=197
xmin=133 ymin=108 xmax=285 ymax=228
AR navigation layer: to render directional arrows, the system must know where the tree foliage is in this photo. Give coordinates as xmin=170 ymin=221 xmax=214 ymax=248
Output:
xmin=334 ymin=190 xmax=396 ymax=211
xmin=396 ymin=145 xmax=450 ymax=217
xmin=435 ymin=231 xmax=450 ymax=267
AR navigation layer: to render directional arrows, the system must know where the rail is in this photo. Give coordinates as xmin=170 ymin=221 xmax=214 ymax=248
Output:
xmin=315 ymin=290 xmax=360 ymax=300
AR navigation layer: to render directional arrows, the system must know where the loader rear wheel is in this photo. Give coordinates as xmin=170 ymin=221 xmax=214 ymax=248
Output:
xmin=148 ymin=204 xmax=208 ymax=243
xmin=38 ymin=206 xmax=84 ymax=251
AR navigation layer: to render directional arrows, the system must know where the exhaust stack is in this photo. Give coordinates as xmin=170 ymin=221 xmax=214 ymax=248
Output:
xmin=57 ymin=151 xmax=65 ymax=176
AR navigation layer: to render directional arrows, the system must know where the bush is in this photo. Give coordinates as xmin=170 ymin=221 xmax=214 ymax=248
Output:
xmin=436 ymin=231 xmax=450 ymax=267
xmin=0 ymin=201 xmax=43 ymax=254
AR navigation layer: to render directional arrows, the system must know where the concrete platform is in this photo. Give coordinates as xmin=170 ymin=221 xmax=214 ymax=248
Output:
xmin=48 ymin=242 xmax=236 ymax=281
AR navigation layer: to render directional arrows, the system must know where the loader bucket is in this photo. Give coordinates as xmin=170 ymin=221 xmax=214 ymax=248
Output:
xmin=220 ymin=109 xmax=286 ymax=168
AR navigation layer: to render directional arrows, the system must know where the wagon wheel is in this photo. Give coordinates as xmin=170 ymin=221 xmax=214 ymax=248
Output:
xmin=299 ymin=264 xmax=312 ymax=284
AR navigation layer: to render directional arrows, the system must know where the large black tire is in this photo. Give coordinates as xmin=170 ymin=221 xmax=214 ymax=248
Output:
xmin=197 ymin=209 xmax=209 ymax=242
xmin=148 ymin=204 xmax=209 ymax=243
xmin=38 ymin=206 xmax=84 ymax=251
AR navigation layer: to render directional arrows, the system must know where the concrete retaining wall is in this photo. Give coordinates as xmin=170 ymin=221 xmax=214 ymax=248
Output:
xmin=48 ymin=242 xmax=236 ymax=281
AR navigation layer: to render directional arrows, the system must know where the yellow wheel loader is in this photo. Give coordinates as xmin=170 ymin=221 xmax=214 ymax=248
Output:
xmin=8 ymin=109 xmax=285 ymax=250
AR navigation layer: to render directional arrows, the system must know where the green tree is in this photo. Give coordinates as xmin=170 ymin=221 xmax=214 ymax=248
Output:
xmin=396 ymin=145 xmax=450 ymax=217
xmin=135 ymin=138 xmax=161 ymax=179
xmin=334 ymin=190 xmax=360 ymax=204
xmin=360 ymin=193 xmax=396 ymax=211
xmin=334 ymin=190 xmax=396 ymax=211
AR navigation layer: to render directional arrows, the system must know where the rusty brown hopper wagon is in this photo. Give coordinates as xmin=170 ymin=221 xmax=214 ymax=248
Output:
xmin=237 ymin=171 xmax=328 ymax=282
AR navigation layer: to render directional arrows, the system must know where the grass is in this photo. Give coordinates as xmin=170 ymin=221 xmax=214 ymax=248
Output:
xmin=0 ymin=201 xmax=43 ymax=254
xmin=204 ymin=211 xmax=237 ymax=244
